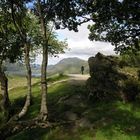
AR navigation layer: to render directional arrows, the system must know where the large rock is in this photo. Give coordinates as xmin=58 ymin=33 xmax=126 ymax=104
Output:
xmin=64 ymin=111 xmax=78 ymax=121
xmin=76 ymin=118 xmax=92 ymax=128
xmin=87 ymin=53 xmax=126 ymax=100
xmin=88 ymin=52 xmax=118 ymax=77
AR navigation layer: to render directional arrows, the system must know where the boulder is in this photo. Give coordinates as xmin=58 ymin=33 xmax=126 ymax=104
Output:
xmin=87 ymin=52 xmax=126 ymax=100
xmin=64 ymin=111 xmax=78 ymax=121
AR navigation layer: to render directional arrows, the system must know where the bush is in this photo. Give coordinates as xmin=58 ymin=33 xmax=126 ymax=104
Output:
xmin=59 ymin=72 xmax=64 ymax=77
xmin=137 ymin=69 xmax=140 ymax=80
xmin=119 ymin=60 xmax=128 ymax=68
xmin=123 ymin=78 xmax=140 ymax=102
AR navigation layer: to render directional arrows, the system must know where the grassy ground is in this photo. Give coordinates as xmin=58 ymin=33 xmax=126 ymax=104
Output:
xmin=5 ymin=74 xmax=140 ymax=140
xmin=5 ymin=73 xmax=67 ymax=91
xmin=119 ymin=66 xmax=139 ymax=78
xmin=8 ymin=74 xmax=69 ymax=118
xmin=8 ymin=75 xmax=40 ymax=90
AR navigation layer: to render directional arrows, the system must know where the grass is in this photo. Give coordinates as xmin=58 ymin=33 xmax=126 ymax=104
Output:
xmin=7 ymin=73 xmax=67 ymax=91
xmin=8 ymin=97 xmax=140 ymax=140
xmin=2 ymin=74 xmax=140 ymax=140
xmin=120 ymin=66 xmax=139 ymax=78
xmin=8 ymin=74 xmax=69 ymax=119
xmin=8 ymin=75 xmax=40 ymax=90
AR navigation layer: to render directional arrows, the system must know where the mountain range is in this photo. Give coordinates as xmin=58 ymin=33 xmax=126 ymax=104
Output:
xmin=5 ymin=57 xmax=89 ymax=76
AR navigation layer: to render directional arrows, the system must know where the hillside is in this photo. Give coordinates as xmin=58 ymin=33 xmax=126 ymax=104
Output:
xmin=5 ymin=57 xmax=89 ymax=76
xmin=47 ymin=57 xmax=89 ymax=75
xmin=5 ymin=62 xmax=26 ymax=75
xmin=3 ymin=74 xmax=140 ymax=140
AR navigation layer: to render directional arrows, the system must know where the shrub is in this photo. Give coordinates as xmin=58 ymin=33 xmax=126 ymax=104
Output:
xmin=137 ymin=69 xmax=140 ymax=80
xmin=59 ymin=72 xmax=64 ymax=77
xmin=123 ymin=78 xmax=140 ymax=102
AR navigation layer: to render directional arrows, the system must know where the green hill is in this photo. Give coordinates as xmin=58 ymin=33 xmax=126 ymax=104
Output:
xmin=5 ymin=57 xmax=89 ymax=76
xmin=48 ymin=57 xmax=89 ymax=75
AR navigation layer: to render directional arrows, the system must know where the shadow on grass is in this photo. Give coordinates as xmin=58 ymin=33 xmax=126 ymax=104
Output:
xmin=86 ymin=101 xmax=140 ymax=140
xmin=7 ymin=81 xmax=140 ymax=140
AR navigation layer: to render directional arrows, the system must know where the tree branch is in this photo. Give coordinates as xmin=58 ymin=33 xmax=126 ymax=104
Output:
xmin=10 ymin=1 xmax=25 ymax=41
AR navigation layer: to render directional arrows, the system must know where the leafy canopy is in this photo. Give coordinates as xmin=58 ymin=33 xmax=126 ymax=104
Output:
xmin=0 ymin=1 xmax=23 ymax=65
xmin=88 ymin=0 xmax=140 ymax=54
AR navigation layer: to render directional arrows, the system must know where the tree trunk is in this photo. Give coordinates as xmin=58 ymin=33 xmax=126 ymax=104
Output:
xmin=0 ymin=67 xmax=10 ymax=121
xmin=18 ymin=43 xmax=32 ymax=118
xmin=40 ymin=46 xmax=48 ymax=121
xmin=37 ymin=0 xmax=48 ymax=121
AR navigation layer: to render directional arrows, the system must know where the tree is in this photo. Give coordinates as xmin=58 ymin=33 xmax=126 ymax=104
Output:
xmin=88 ymin=0 xmax=140 ymax=53
xmin=0 ymin=0 xmax=92 ymax=138
xmin=0 ymin=2 xmax=23 ymax=121
xmin=9 ymin=0 xmax=35 ymax=119
xmin=36 ymin=0 xmax=59 ymax=120
xmin=87 ymin=0 xmax=140 ymax=103
xmin=35 ymin=0 xmax=90 ymax=120
xmin=9 ymin=0 xmax=68 ymax=120
xmin=119 ymin=50 xmax=140 ymax=67
xmin=1 ymin=0 xmax=91 ymax=122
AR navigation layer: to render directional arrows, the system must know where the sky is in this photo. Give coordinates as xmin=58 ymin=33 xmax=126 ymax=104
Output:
xmin=35 ymin=22 xmax=116 ymax=65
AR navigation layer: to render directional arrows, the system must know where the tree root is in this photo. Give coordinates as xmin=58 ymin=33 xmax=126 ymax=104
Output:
xmin=0 ymin=118 xmax=50 ymax=140
xmin=0 ymin=117 xmax=73 ymax=140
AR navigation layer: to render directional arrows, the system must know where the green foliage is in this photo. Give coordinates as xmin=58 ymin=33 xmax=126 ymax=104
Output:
xmin=120 ymin=51 xmax=140 ymax=67
xmin=26 ymin=12 xmax=68 ymax=58
xmin=0 ymin=3 xmax=23 ymax=64
xmin=123 ymin=78 xmax=140 ymax=102
xmin=48 ymin=33 xmax=68 ymax=57
xmin=88 ymin=0 xmax=140 ymax=53
xmin=137 ymin=69 xmax=140 ymax=80
xmin=119 ymin=67 xmax=139 ymax=78
xmin=0 ymin=111 xmax=8 ymax=125
xmin=38 ymin=0 xmax=92 ymax=31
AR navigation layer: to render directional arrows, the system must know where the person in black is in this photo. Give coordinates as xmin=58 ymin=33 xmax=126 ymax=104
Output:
xmin=81 ymin=66 xmax=84 ymax=75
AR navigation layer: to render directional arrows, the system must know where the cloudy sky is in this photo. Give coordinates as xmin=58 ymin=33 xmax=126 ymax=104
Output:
xmin=36 ymin=22 xmax=116 ymax=65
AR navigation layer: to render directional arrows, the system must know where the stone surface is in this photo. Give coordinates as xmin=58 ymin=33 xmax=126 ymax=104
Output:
xmin=64 ymin=111 xmax=78 ymax=121
xmin=76 ymin=118 xmax=92 ymax=128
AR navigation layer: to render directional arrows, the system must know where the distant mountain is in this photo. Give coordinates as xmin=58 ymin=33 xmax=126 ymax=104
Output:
xmin=47 ymin=57 xmax=89 ymax=75
xmin=5 ymin=62 xmax=26 ymax=75
xmin=5 ymin=57 xmax=89 ymax=76
xmin=5 ymin=62 xmax=41 ymax=76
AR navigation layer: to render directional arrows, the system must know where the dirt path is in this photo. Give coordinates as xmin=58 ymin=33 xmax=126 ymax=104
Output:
xmin=8 ymin=74 xmax=90 ymax=90
xmin=67 ymin=74 xmax=90 ymax=80
xmin=48 ymin=74 xmax=90 ymax=87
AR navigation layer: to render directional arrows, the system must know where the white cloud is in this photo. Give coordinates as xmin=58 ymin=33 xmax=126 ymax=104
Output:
xmin=56 ymin=22 xmax=90 ymax=41
xmin=35 ymin=22 xmax=116 ymax=65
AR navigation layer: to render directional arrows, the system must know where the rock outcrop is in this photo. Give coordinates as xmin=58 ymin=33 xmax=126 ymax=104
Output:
xmin=87 ymin=53 xmax=128 ymax=101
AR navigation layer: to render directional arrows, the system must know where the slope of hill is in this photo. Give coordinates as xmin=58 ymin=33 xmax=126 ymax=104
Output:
xmin=5 ymin=62 xmax=26 ymax=75
xmin=47 ymin=57 xmax=89 ymax=75
xmin=5 ymin=57 xmax=89 ymax=76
